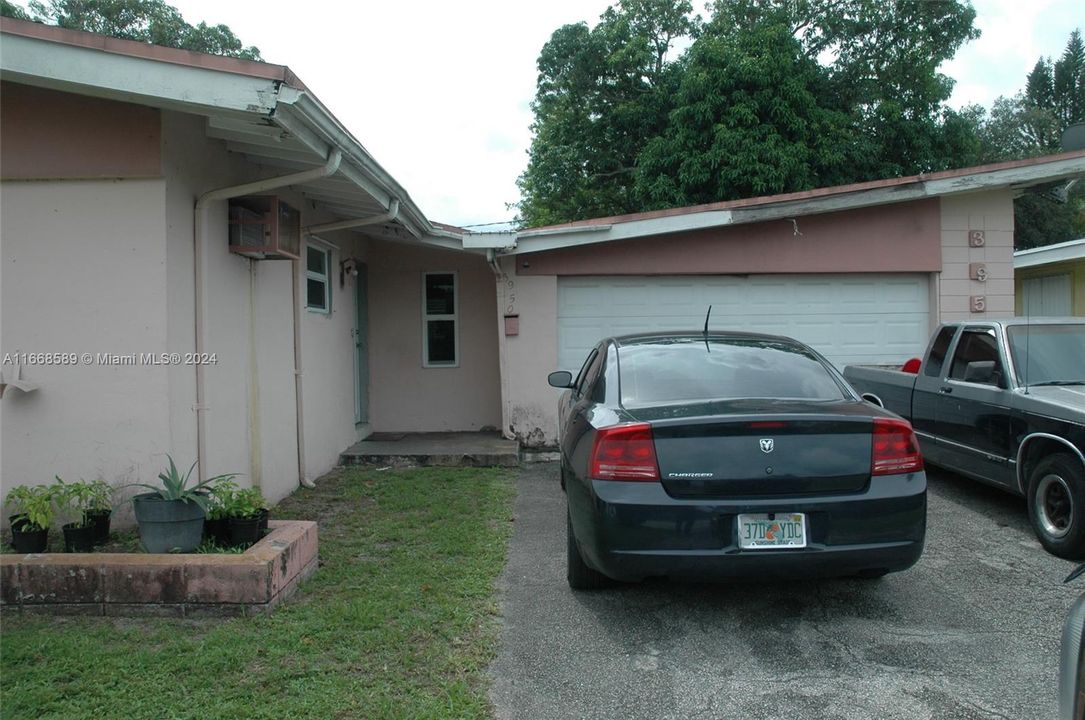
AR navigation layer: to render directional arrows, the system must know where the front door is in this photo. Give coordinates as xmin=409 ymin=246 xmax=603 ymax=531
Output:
xmin=354 ymin=262 xmax=369 ymax=424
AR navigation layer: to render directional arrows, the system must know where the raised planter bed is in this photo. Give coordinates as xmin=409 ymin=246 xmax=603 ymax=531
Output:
xmin=0 ymin=520 xmax=317 ymax=617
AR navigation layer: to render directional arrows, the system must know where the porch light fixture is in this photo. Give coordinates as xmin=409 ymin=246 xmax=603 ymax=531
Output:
xmin=340 ymin=257 xmax=360 ymax=287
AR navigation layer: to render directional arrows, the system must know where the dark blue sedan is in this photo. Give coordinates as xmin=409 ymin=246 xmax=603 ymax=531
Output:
xmin=548 ymin=332 xmax=927 ymax=590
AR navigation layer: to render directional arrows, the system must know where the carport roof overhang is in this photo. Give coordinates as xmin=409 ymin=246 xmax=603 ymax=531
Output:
xmin=0 ymin=18 xmax=468 ymax=253
xmin=480 ymin=150 xmax=1085 ymax=256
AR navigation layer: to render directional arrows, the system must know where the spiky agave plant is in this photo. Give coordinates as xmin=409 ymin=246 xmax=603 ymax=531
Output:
xmin=135 ymin=455 xmax=236 ymax=512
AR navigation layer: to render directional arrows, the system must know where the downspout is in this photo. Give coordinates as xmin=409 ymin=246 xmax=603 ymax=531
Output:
xmin=487 ymin=250 xmax=515 ymax=441
xmin=294 ymin=199 xmax=400 ymax=490
xmin=192 ymin=149 xmax=342 ymax=483
xmin=306 ymin=198 xmax=400 ymax=235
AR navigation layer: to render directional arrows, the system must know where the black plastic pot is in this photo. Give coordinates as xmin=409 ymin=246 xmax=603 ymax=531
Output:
xmin=62 ymin=523 xmax=96 ymax=553
xmin=84 ymin=509 xmax=111 ymax=546
xmin=11 ymin=521 xmax=48 ymax=553
xmin=256 ymin=508 xmax=269 ymax=532
xmin=132 ymin=493 xmax=205 ymax=553
xmin=9 ymin=513 xmax=29 ymax=539
xmin=204 ymin=517 xmax=231 ymax=546
xmin=228 ymin=515 xmax=262 ymax=549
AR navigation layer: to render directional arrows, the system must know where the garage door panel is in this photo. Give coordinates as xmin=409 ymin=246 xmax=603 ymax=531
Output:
xmin=557 ymin=275 xmax=930 ymax=372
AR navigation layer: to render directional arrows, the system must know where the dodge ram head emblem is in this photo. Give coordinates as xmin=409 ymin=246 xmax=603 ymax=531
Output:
xmin=759 ymin=438 xmax=774 ymax=454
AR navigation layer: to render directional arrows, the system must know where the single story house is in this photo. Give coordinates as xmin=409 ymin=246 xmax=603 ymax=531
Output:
xmin=2 ymin=18 xmax=1084 ymax=505
xmin=1014 ymin=238 xmax=1085 ymax=316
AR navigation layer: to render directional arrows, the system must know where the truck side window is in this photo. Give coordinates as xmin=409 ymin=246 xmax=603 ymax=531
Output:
xmin=924 ymin=326 xmax=957 ymax=378
xmin=948 ymin=329 xmax=1003 ymax=385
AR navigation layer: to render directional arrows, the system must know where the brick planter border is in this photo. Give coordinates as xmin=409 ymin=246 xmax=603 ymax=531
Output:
xmin=0 ymin=520 xmax=317 ymax=617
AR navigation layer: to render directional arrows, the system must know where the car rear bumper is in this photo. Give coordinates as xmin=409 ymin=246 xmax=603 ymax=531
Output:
xmin=569 ymin=472 xmax=927 ymax=582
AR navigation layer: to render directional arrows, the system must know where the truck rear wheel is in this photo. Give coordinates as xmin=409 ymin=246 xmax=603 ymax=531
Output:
xmin=1028 ymin=453 xmax=1085 ymax=560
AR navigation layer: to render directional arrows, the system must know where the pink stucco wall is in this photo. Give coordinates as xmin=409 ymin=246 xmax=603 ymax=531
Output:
xmin=1 ymin=179 xmax=171 ymax=498
xmin=367 ymin=239 xmax=502 ymax=433
xmin=938 ymin=191 xmax=1016 ymax=321
xmin=518 ymin=200 xmax=941 ymax=276
xmin=0 ymin=82 xmax=161 ymax=179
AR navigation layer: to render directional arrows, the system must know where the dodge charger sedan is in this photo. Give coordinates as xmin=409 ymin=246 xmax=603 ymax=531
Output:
xmin=548 ymin=332 xmax=927 ymax=590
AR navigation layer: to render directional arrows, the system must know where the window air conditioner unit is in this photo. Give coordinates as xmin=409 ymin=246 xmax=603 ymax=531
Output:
xmin=228 ymin=195 xmax=301 ymax=260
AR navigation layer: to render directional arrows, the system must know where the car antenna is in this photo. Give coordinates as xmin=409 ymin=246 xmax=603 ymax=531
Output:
xmin=703 ymin=305 xmax=712 ymax=352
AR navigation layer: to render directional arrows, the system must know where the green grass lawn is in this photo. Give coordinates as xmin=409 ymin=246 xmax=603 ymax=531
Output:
xmin=0 ymin=466 xmax=516 ymax=720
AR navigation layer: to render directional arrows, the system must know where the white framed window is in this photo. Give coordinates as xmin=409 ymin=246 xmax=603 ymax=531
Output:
xmin=422 ymin=271 xmax=458 ymax=367
xmin=306 ymin=243 xmax=331 ymax=314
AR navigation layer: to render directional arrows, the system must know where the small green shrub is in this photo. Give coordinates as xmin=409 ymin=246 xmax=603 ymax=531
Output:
xmin=4 ymin=485 xmax=55 ymax=531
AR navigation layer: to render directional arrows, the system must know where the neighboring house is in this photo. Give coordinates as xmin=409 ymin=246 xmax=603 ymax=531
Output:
xmin=1014 ymin=238 xmax=1085 ymax=316
xmin=2 ymin=19 xmax=1085 ymax=503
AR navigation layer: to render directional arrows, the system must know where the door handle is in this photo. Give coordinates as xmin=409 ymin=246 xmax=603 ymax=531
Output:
xmin=939 ymin=386 xmax=953 ymax=394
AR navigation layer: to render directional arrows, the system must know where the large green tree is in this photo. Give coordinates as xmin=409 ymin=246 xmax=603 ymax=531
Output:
xmin=635 ymin=21 xmax=857 ymax=206
xmin=971 ymin=30 xmax=1085 ymax=249
xmin=1 ymin=0 xmax=260 ymax=60
xmin=516 ymin=0 xmax=981 ymax=226
xmin=708 ymin=0 xmax=980 ymax=178
xmin=515 ymin=0 xmax=697 ymax=227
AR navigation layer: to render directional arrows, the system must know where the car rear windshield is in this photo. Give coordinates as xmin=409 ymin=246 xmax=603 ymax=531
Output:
xmin=1007 ymin=324 xmax=1085 ymax=386
xmin=617 ymin=337 xmax=848 ymax=406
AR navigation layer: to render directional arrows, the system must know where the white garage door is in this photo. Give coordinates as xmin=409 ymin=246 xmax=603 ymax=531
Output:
xmin=557 ymin=274 xmax=930 ymax=372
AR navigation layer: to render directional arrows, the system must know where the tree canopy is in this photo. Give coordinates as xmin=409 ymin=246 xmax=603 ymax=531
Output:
xmin=634 ymin=21 xmax=858 ymax=206
xmin=516 ymin=0 xmax=981 ymax=227
xmin=968 ymin=29 xmax=1085 ymax=248
xmin=515 ymin=0 xmax=696 ymax=226
xmin=1 ymin=0 xmax=261 ymax=60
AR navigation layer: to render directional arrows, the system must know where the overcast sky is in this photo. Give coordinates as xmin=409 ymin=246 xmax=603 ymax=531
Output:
xmin=151 ymin=1 xmax=1084 ymax=227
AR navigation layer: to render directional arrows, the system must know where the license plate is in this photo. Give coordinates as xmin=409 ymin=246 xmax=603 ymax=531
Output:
xmin=736 ymin=513 xmax=807 ymax=549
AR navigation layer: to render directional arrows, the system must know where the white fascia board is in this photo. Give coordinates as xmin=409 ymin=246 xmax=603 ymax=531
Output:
xmin=923 ymin=155 xmax=1085 ymax=196
xmin=422 ymin=235 xmax=486 ymax=253
xmin=0 ymin=32 xmax=279 ymax=115
xmin=1014 ymin=238 xmax=1085 ymax=269
xmin=504 ymin=211 xmax=732 ymax=255
xmin=462 ymin=231 xmax=517 ymax=249
xmin=273 ymin=89 xmax=436 ymax=239
xmin=505 ymin=156 xmax=1085 ymax=255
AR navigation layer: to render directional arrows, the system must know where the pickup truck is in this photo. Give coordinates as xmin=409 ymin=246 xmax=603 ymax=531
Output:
xmin=843 ymin=318 xmax=1085 ymax=559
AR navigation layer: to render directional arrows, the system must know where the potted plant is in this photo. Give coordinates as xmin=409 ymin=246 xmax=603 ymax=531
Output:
xmin=203 ymin=479 xmax=239 ymax=547
xmin=53 ymin=477 xmax=97 ymax=553
xmin=225 ymin=487 xmax=267 ymax=549
xmin=5 ymin=485 xmax=55 ymax=553
xmin=84 ymin=479 xmax=113 ymax=546
xmin=131 ymin=456 xmax=235 ymax=553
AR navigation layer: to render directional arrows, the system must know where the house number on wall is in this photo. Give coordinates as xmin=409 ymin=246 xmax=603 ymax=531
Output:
xmin=504 ymin=276 xmax=516 ymax=315
xmin=968 ymin=230 xmax=986 ymax=247
xmin=970 ymin=296 xmax=986 ymax=313
xmin=969 ymin=263 xmax=988 ymax=282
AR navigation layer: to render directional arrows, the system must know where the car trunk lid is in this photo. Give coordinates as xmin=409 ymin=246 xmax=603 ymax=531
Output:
xmin=627 ymin=400 xmax=875 ymax=498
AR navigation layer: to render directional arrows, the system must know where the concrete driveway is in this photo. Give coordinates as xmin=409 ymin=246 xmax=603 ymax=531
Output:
xmin=490 ymin=463 xmax=1080 ymax=720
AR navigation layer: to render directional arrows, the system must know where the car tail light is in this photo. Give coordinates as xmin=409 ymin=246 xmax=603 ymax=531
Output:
xmin=589 ymin=423 xmax=660 ymax=481
xmin=871 ymin=418 xmax=924 ymax=476
xmin=748 ymin=421 xmax=788 ymax=429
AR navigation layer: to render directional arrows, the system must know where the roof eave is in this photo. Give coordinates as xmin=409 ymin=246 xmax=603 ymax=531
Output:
xmin=499 ymin=154 xmax=1085 ymax=256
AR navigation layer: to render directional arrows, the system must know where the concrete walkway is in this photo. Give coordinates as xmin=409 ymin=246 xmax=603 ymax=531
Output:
xmin=339 ymin=431 xmax=520 ymax=467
